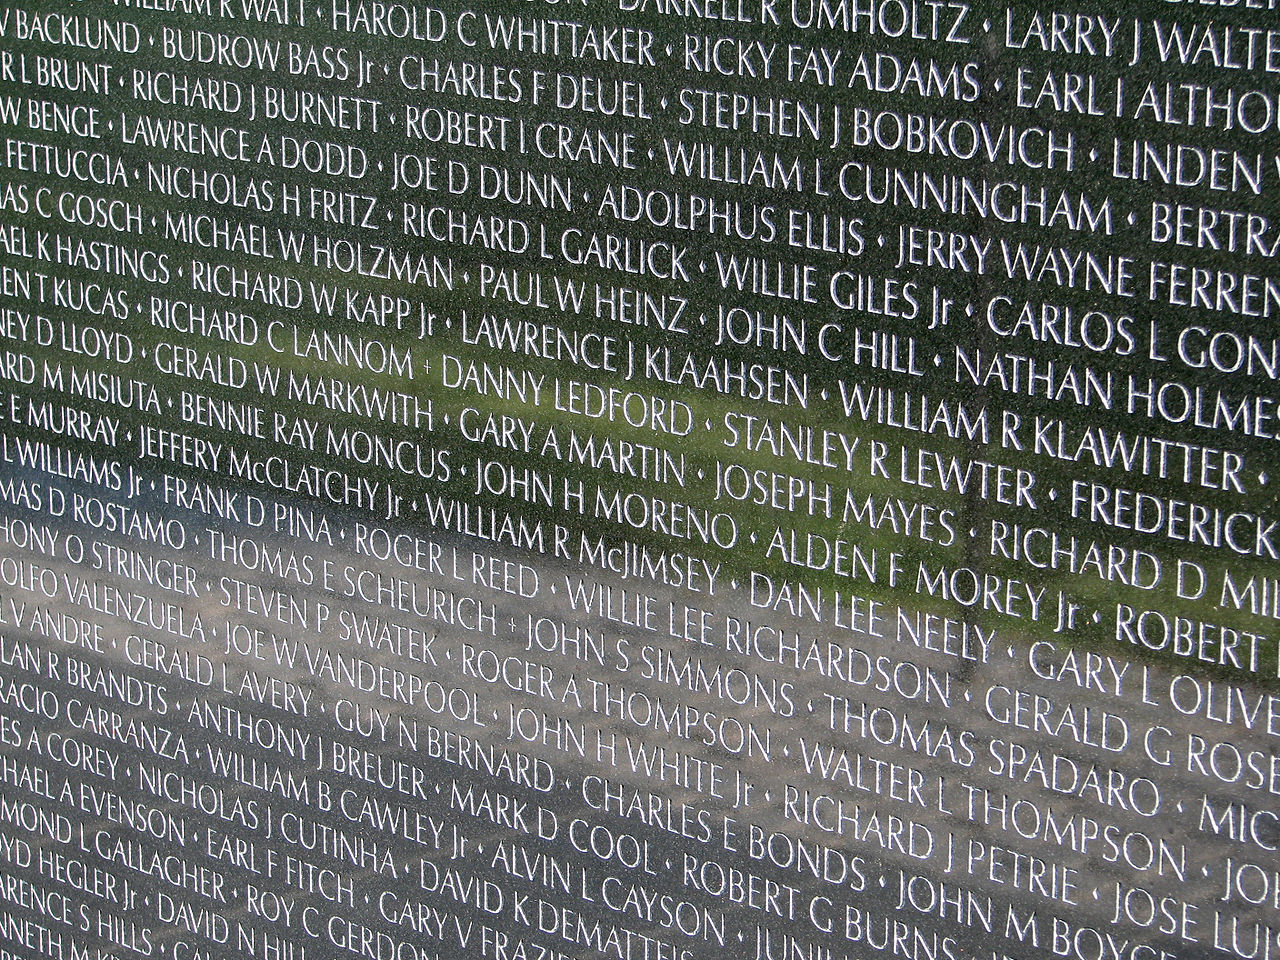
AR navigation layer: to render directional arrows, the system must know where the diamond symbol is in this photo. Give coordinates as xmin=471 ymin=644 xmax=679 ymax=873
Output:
xmin=877 ymin=235 xmax=885 ymax=247
xmin=1090 ymin=148 xmax=1098 ymax=161
xmin=933 ymin=355 xmax=941 ymax=367
xmin=994 ymin=79 xmax=1002 ymax=92
xmin=1128 ymin=212 xmax=1135 ymax=225
xmin=1260 ymin=472 xmax=1269 ymax=485
xmin=983 ymin=18 xmax=990 ymax=30
xmin=1049 ymin=488 xmax=1057 ymax=501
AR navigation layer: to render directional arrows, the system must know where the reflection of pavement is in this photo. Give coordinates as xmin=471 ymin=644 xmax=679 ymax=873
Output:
xmin=0 ymin=471 xmax=1275 ymax=960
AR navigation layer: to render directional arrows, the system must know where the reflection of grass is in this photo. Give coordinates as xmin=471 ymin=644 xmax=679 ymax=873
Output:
xmin=14 ymin=256 xmax=1275 ymax=689
xmin=8 ymin=209 xmax=1279 ymax=688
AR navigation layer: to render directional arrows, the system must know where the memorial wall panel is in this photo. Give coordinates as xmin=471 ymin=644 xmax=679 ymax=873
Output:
xmin=0 ymin=1 xmax=1277 ymax=959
